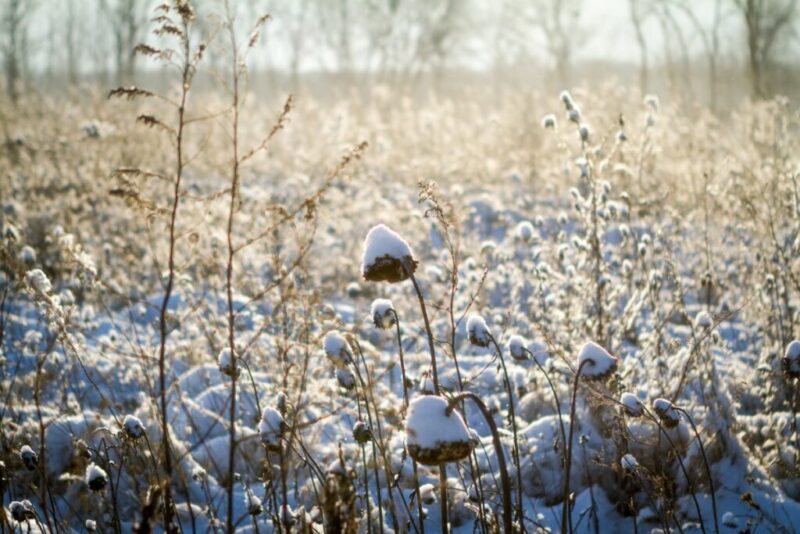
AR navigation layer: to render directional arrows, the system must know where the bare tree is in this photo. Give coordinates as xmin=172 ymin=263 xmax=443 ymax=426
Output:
xmin=530 ymin=0 xmax=586 ymax=89
xmin=1 ymin=0 xmax=35 ymax=101
xmin=733 ymin=0 xmax=798 ymax=98
xmin=64 ymin=0 xmax=82 ymax=85
xmin=655 ymin=2 xmax=693 ymax=99
xmin=670 ymin=0 xmax=728 ymax=111
xmin=99 ymin=0 xmax=147 ymax=84
xmin=629 ymin=0 xmax=652 ymax=94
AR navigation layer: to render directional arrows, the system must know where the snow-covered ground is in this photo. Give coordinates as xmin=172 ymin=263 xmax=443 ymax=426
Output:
xmin=1 ymin=87 xmax=799 ymax=533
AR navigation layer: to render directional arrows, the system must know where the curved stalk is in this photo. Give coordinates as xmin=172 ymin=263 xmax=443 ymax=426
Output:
xmin=525 ymin=348 xmax=568 ymax=452
xmin=391 ymin=311 xmax=426 ymax=534
xmin=676 ymin=407 xmax=719 ymax=534
xmin=406 ymin=267 xmax=448 ymax=533
xmin=488 ymin=335 xmax=524 ymax=523
xmin=446 ymin=392 xmax=513 ymax=533
xmin=562 ymin=360 xmax=590 ymax=534
xmin=640 ymin=408 xmax=706 ymax=534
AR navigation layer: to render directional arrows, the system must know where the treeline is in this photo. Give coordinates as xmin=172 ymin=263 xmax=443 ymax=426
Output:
xmin=1 ymin=0 xmax=797 ymax=102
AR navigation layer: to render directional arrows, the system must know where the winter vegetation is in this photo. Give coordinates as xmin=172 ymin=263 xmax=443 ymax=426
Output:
xmin=2 ymin=0 xmax=800 ymax=533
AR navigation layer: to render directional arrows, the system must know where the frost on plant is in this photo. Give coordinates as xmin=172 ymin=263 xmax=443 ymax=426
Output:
xmin=361 ymin=224 xmax=418 ymax=283
xmin=577 ymin=341 xmax=618 ymax=380
xmin=405 ymin=395 xmax=473 ymax=465
xmin=466 ymin=314 xmax=491 ymax=348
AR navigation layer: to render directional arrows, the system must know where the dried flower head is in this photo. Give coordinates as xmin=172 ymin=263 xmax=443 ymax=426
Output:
xmin=466 ymin=314 xmax=491 ymax=348
xmin=123 ymin=414 xmax=146 ymax=440
xmin=9 ymin=500 xmax=35 ymax=522
xmin=652 ymin=398 xmax=681 ymax=428
xmin=352 ymin=420 xmax=372 ymax=444
xmin=508 ymin=335 xmax=527 ymax=361
xmin=86 ymin=463 xmax=108 ymax=491
xmin=217 ymin=347 xmax=240 ymax=378
xmin=620 ymin=393 xmax=643 ymax=417
xmin=361 ymin=224 xmax=418 ymax=283
xmin=371 ymin=298 xmax=397 ymax=330
xmin=323 ymin=331 xmax=352 ymax=368
xmin=782 ymin=340 xmax=800 ymax=379
xmin=19 ymin=445 xmax=38 ymax=471
xmin=577 ymin=342 xmax=618 ymax=380
xmin=405 ymin=395 xmax=473 ymax=465
xmin=259 ymin=407 xmax=286 ymax=451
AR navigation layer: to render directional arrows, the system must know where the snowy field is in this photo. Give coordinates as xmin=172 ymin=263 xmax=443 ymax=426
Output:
xmin=2 ymin=42 xmax=800 ymax=534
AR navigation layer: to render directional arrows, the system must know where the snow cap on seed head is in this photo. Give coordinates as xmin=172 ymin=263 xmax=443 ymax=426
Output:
xmin=621 ymin=453 xmax=638 ymax=471
xmin=361 ymin=224 xmax=417 ymax=283
xmin=466 ymin=314 xmax=491 ymax=348
xmin=508 ymin=335 xmax=528 ymax=361
xmin=323 ymin=331 xmax=352 ymax=367
xmin=9 ymin=500 xmax=35 ymax=522
xmin=259 ymin=406 xmax=285 ymax=451
xmin=85 ymin=463 xmax=108 ymax=491
xmin=620 ymin=393 xmax=643 ymax=417
xmin=782 ymin=340 xmax=800 ymax=379
xmin=577 ymin=341 xmax=618 ymax=380
xmin=652 ymin=398 xmax=681 ymax=428
xmin=694 ymin=310 xmax=713 ymax=330
xmin=122 ymin=414 xmax=145 ymax=439
xmin=336 ymin=368 xmax=356 ymax=390
xmin=19 ymin=445 xmax=37 ymax=471
xmin=371 ymin=298 xmax=396 ymax=330
xmin=217 ymin=347 xmax=240 ymax=378
xmin=405 ymin=395 xmax=473 ymax=465
xmin=245 ymin=487 xmax=264 ymax=516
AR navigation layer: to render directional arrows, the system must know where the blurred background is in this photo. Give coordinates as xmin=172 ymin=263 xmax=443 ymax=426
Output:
xmin=2 ymin=0 xmax=799 ymax=109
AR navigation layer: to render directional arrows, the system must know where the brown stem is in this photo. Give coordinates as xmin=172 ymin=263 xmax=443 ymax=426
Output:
xmin=392 ymin=311 xmax=425 ymax=534
xmin=406 ymin=269 xmax=447 ymax=532
xmin=157 ymin=16 xmax=193 ymax=531
xmin=562 ymin=360 xmax=590 ymax=534
xmin=640 ymin=408 xmax=706 ymax=534
xmin=676 ymin=408 xmax=719 ymax=534
xmin=488 ymin=335 xmax=524 ymax=522
xmin=446 ymin=393 xmax=513 ymax=533
xmin=224 ymin=10 xmax=241 ymax=530
xmin=408 ymin=272 xmax=439 ymax=392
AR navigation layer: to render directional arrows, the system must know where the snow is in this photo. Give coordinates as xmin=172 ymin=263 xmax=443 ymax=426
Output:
xmin=621 ymin=392 xmax=644 ymax=417
xmin=466 ymin=314 xmax=491 ymax=348
xmin=361 ymin=224 xmax=417 ymax=283
xmin=405 ymin=395 xmax=472 ymax=465
xmin=721 ymin=511 xmax=738 ymax=528
xmin=323 ymin=330 xmax=352 ymax=367
xmin=371 ymin=298 xmax=396 ymax=329
xmin=577 ymin=341 xmax=618 ymax=379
